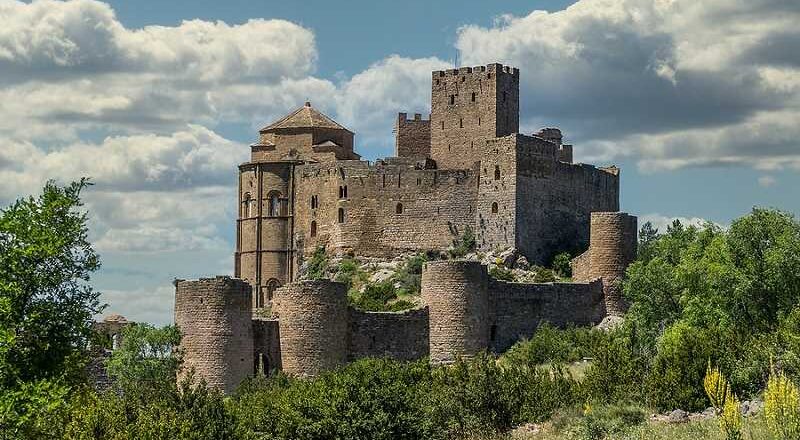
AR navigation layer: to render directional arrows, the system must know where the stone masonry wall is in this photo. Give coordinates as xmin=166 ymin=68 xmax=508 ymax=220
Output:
xmin=347 ymin=307 xmax=430 ymax=361
xmin=174 ymin=277 xmax=253 ymax=394
xmin=488 ymin=279 xmax=605 ymax=352
xmin=395 ymin=113 xmax=431 ymax=158
xmin=514 ymin=135 xmax=620 ymax=264
xmin=430 ymin=64 xmax=519 ymax=170
xmin=252 ymin=318 xmax=281 ymax=373
xmin=477 ymin=135 xmax=518 ymax=252
xmin=294 ymin=159 xmax=478 ymax=258
xmin=272 ymin=280 xmax=348 ymax=376
xmin=422 ymin=261 xmax=490 ymax=364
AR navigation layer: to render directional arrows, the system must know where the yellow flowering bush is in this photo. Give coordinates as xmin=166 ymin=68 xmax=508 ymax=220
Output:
xmin=703 ymin=363 xmax=741 ymax=440
xmin=764 ymin=372 xmax=800 ymax=439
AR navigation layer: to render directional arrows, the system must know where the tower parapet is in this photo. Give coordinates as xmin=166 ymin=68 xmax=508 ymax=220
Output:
xmin=421 ymin=260 xmax=490 ymax=363
xmin=430 ymin=63 xmax=520 ymax=169
xmin=272 ymin=280 xmax=348 ymax=376
xmin=174 ymin=277 xmax=253 ymax=394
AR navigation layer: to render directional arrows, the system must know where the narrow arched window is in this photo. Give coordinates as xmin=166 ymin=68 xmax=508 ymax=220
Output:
xmin=310 ymin=220 xmax=317 ymax=237
xmin=491 ymin=202 xmax=498 ymax=214
xmin=494 ymin=165 xmax=501 ymax=180
xmin=471 ymin=92 xmax=477 ymax=102
xmin=343 ymin=185 xmax=348 ymax=198
xmin=268 ymin=192 xmax=282 ymax=217
xmin=266 ymin=279 xmax=280 ymax=302
xmin=396 ymin=203 xmax=403 ymax=214
xmin=338 ymin=208 xmax=345 ymax=224
xmin=449 ymin=94 xmax=455 ymax=105
xmin=242 ymin=192 xmax=252 ymax=218
xmin=310 ymin=195 xmax=316 ymax=209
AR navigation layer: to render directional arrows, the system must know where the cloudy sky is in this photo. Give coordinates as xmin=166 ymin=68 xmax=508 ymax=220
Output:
xmin=1 ymin=0 xmax=797 ymax=324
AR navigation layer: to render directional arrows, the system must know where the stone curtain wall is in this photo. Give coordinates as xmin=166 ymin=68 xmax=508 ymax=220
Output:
xmin=347 ymin=307 xmax=430 ymax=361
xmin=514 ymin=134 xmax=620 ymax=265
xmin=272 ymin=280 xmax=349 ymax=377
xmin=422 ymin=261 xmax=490 ymax=364
xmin=430 ymin=64 xmax=519 ymax=170
xmin=294 ymin=159 xmax=478 ymax=258
xmin=252 ymin=318 xmax=282 ymax=373
xmin=395 ymin=113 xmax=431 ymax=158
xmin=477 ymin=135 xmax=519 ymax=253
xmin=174 ymin=277 xmax=253 ymax=394
xmin=488 ymin=279 xmax=605 ymax=352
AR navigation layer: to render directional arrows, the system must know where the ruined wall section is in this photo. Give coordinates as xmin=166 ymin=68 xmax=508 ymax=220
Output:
xmin=395 ymin=113 xmax=431 ymax=158
xmin=430 ymin=64 xmax=519 ymax=170
xmin=488 ymin=279 xmax=605 ymax=352
xmin=422 ymin=261 xmax=490 ymax=363
xmin=236 ymin=161 xmax=294 ymax=307
xmin=294 ymin=159 xmax=478 ymax=259
xmin=252 ymin=318 xmax=281 ymax=374
xmin=174 ymin=277 xmax=253 ymax=394
xmin=477 ymin=135 xmax=518 ymax=252
xmin=272 ymin=280 xmax=348 ymax=376
xmin=348 ymin=307 xmax=429 ymax=361
xmin=514 ymin=135 xmax=620 ymax=265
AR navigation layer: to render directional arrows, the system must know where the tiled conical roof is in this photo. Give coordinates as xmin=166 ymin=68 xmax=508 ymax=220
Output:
xmin=259 ymin=102 xmax=352 ymax=133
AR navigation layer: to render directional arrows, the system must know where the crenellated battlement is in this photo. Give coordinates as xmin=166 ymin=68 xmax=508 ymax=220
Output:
xmin=432 ymin=63 xmax=519 ymax=77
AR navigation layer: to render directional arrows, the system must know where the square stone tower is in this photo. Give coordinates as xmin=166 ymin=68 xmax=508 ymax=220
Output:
xmin=430 ymin=63 xmax=519 ymax=170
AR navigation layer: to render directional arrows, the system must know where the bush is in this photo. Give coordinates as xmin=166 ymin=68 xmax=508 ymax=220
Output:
xmin=488 ymin=265 xmax=515 ymax=282
xmin=552 ymin=252 xmax=573 ymax=278
xmin=304 ymin=246 xmax=329 ymax=280
xmin=349 ymin=281 xmax=398 ymax=311
xmin=582 ymin=325 xmax=646 ymax=404
xmin=533 ymin=268 xmax=557 ymax=283
xmin=393 ymin=253 xmax=428 ymax=296
xmin=449 ymin=226 xmax=476 ymax=259
xmin=764 ymin=372 xmax=800 ymax=440
xmin=502 ymin=324 xmax=602 ymax=366
xmin=577 ymin=403 xmax=646 ymax=440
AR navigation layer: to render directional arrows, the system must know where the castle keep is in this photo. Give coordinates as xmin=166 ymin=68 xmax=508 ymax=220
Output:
xmin=175 ymin=63 xmax=637 ymax=393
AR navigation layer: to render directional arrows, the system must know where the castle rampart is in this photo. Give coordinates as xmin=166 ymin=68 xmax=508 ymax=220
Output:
xmin=347 ymin=307 xmax=429 ymax=361
xmin=174 ymin=277 xmax=253 ymax=394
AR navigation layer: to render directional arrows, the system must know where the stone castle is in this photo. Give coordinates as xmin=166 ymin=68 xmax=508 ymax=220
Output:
xmin=173 ymin=63 xmax=638 ymax=393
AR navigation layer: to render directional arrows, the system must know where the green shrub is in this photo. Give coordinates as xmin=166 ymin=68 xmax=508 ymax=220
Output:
xmin=393 ymin=253 xmax=428 ymax=296
xmin=449 ymin=226 xmax=476 ymax=259
xmin=552 ymin=252 xmax=573 ymax=278
xmin=582 ymin=326 xmax=646 ymax=404
xmin=534 ymin=268 xmax=557 ymax=283
xmin=489 ymin=265 xmax=515 ymax=282
xmin=304 ymin=246 xmax=329 ymax=280
xmin=502 ymin=324 xmax=602 ymax=367
xmin=645 ymin=321 xmax=720 ymax=411
xmin=349 ymin=281 xmax=398 ymax=311
xmin=577 ymin=403 xmax=646 ymax=440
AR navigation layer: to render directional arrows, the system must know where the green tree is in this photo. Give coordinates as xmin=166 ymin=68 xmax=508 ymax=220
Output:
xmin=105 ymin=323 xmax=182 ymax=397
xmin=0 ymin=179 xmax=102 ymax=387
xmin=637 ymin=221 xmax=659 ymax=264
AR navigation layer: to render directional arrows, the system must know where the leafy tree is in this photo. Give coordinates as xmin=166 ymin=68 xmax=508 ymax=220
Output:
xmin=304 ymin=246 xmax=329 ymax=280
xmin=105 ymin=323 xmax=182 ymax=397
xmin=637 ymin=221 xmax=659 ymax=264
xmin=449 ymin=226 xmax=476 ymax=258
xmin=0 ymin=179 xmax=102 ymax=387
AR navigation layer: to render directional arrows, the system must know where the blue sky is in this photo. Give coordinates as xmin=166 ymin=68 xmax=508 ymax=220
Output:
xmin=0 ymin=0 xmax=797 ymax=324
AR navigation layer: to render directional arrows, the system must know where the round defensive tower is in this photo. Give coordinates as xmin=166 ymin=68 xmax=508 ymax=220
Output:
xmin=272 ymin=280 xmax=348 ymax=376
xmin=589 ymin=212 xmax=638 ymax=316
xmin=421 ymin=260 xmax=490 ymax=364
xmin=174 ymin=276 xmax=253 ymax=394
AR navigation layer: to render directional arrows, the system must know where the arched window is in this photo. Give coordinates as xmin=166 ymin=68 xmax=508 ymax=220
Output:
xmin=494 ymin=165 xmax=501 ymax=180
xmin=471 ymin=92 xmax=477 ymax=102
xmin=339 ymin=186 xmax=348 ymax=199
xmin=491 ymin=202 xmax=498 ymax=214
xmin=396 ymin=203 xmax=403 ymax=214
xmin=310 ymin=220 xmax=317 ymax=238
xmin=338 ymin=208 xmax=345 ymax=224
xmin=310 ymin=195 xmax=316 ymax=209
xmin=268 ymin=191 xmax=282 ymax=217
xmin=265 ymin=279 xmax=280 ymax=302
xmin=242 ymin=192 xmax=253 ymax=218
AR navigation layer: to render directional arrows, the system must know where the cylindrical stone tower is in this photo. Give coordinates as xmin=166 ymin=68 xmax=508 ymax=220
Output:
xmin=422 ymin=260 xmax=490 ymax=364
xmin=588 ymin=212 xmax=638 ymax=316
xmin=174 ymin=276 xmax=253 ymax=394
xmin=272 ymin=280 xmax=348 ymax=376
